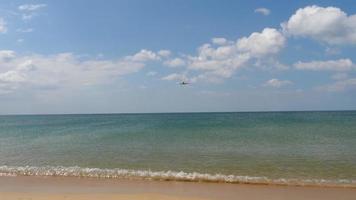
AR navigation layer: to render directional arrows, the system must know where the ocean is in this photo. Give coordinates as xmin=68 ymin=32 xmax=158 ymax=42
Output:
xmin=0 ymin=111 xmax=355 ymax=187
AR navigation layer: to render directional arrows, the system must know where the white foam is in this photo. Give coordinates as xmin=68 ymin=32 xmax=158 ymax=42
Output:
xmin=0 ymin=165 xmax=355 ymax=187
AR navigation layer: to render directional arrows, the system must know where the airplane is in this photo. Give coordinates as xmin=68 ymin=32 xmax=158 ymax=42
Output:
xmin=179 ymin=81 xmax=190 ymax=85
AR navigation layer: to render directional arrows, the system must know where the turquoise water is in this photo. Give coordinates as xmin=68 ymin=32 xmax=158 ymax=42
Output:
xmin=0 ymin=112 xmax=355 ymax=186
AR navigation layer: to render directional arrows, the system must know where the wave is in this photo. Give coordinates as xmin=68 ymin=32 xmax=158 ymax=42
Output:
xmin=0 ymin=165 xmax=355 ymax=188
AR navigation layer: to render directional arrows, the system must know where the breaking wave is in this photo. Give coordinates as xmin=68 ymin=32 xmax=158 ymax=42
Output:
xmin=0 ymin=165 xmax=355 ymax=188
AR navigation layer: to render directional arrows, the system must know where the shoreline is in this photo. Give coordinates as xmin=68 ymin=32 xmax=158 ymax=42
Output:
xmin=1 ymin=165 xmax=355 ymax=189
xmin=1 ymin=174 xmax=356 ymax=189
xmin=1 ymin=176 xmax=356 ymax=200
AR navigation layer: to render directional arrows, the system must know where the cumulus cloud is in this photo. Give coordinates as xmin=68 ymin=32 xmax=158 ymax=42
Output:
xmin=187 ymin=43 xmax=250 ymax=81
xmin=282 ymin=5 xmax=356 ymax=45
xmin=179 ymin=28 xmax=285 ymax=82
xmin=263 ymin=78 xmax=293 ymax=88
xmin=0 ymin=18 xmax=7 ymax=33
xmin=148 ymin=28 xmax=286 ymax=83
xmin=160 ymin=5 xmax=356 ymax=84
xmin=254 ymin=8 xmax=271 ymax=16
xmin=294 ymin=59 xmax=354 ymax=71
xmin=0 ymin=49 xmax=160 ymax=93
xmin=237 ymin=28 xmax=285 ymax=57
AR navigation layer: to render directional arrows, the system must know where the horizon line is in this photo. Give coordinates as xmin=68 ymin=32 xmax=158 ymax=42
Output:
xmin=1 ymin=109 xmax=356 ymax=116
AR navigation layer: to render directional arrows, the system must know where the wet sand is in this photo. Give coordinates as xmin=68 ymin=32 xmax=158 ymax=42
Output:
xmin=0 ymin=176 xmax=355 ymax=200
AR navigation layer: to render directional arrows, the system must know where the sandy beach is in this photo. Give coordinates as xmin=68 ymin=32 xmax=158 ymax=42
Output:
xmin=0 ymin=176 xmax=355 ymax=200
xmin=1 ymin=0 xmax=356 ymax=199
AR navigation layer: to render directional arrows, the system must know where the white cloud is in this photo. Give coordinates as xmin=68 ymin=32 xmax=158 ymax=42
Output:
xmin=0 ymin=71 xmax=26 ymax=83
xmin=254 ymin=8 xmax=271 ymax=16
xmin=0 ymin=50 xmax=16 ymax=60
xmin=187 ymin=42 xmax=251 ymax=81
xmin=18 ymin=4 xmax=47 ymax=11
xmin=164 ymin=58 xmax=186 ymax=67
xmin=158 ymin=28 xmax=286 ymax=83
xmin=237 ymin=28 xmax=285 ymax=57
xmin=157 ymin=50 xmax=171 ymax=57
xmin=126 ymin=49 xmax=160 ymax=62
xmin=0 ymin=49 xmax=159 ymax=93
xmin=0 ymin=18 xmax=7 ymax=33
xmin=294 ymin=59 xmax=354 ymax=71
xmin=282 ymin=5 xmax=356 ymax=45
xmin=0 ymin=71 xmax=26 ymax=93
xmin=18 ymin=4 xmax=47 ymax=21
xmin=263 ymin=78 xmax=293 ymax=88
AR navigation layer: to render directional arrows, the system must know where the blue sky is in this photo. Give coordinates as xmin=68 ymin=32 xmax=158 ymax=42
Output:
xmin=0 ymin=0 xmax=356 ymax=114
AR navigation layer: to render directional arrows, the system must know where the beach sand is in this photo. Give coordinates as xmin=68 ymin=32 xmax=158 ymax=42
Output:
xmin=1 ymin=176 xmax=356 ymax=200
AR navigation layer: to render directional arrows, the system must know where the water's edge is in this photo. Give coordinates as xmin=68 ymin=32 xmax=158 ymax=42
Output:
xmin=0 ymin=165 xmax=355 ymax=188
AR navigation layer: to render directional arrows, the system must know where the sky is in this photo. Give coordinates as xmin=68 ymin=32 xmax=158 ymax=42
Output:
xmin=0 ymin=0 xmax=356 ymax=114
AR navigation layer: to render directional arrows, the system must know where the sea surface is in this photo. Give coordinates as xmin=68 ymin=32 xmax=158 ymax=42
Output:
xmin=0 ymin=111 xmax=355 ymax=187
